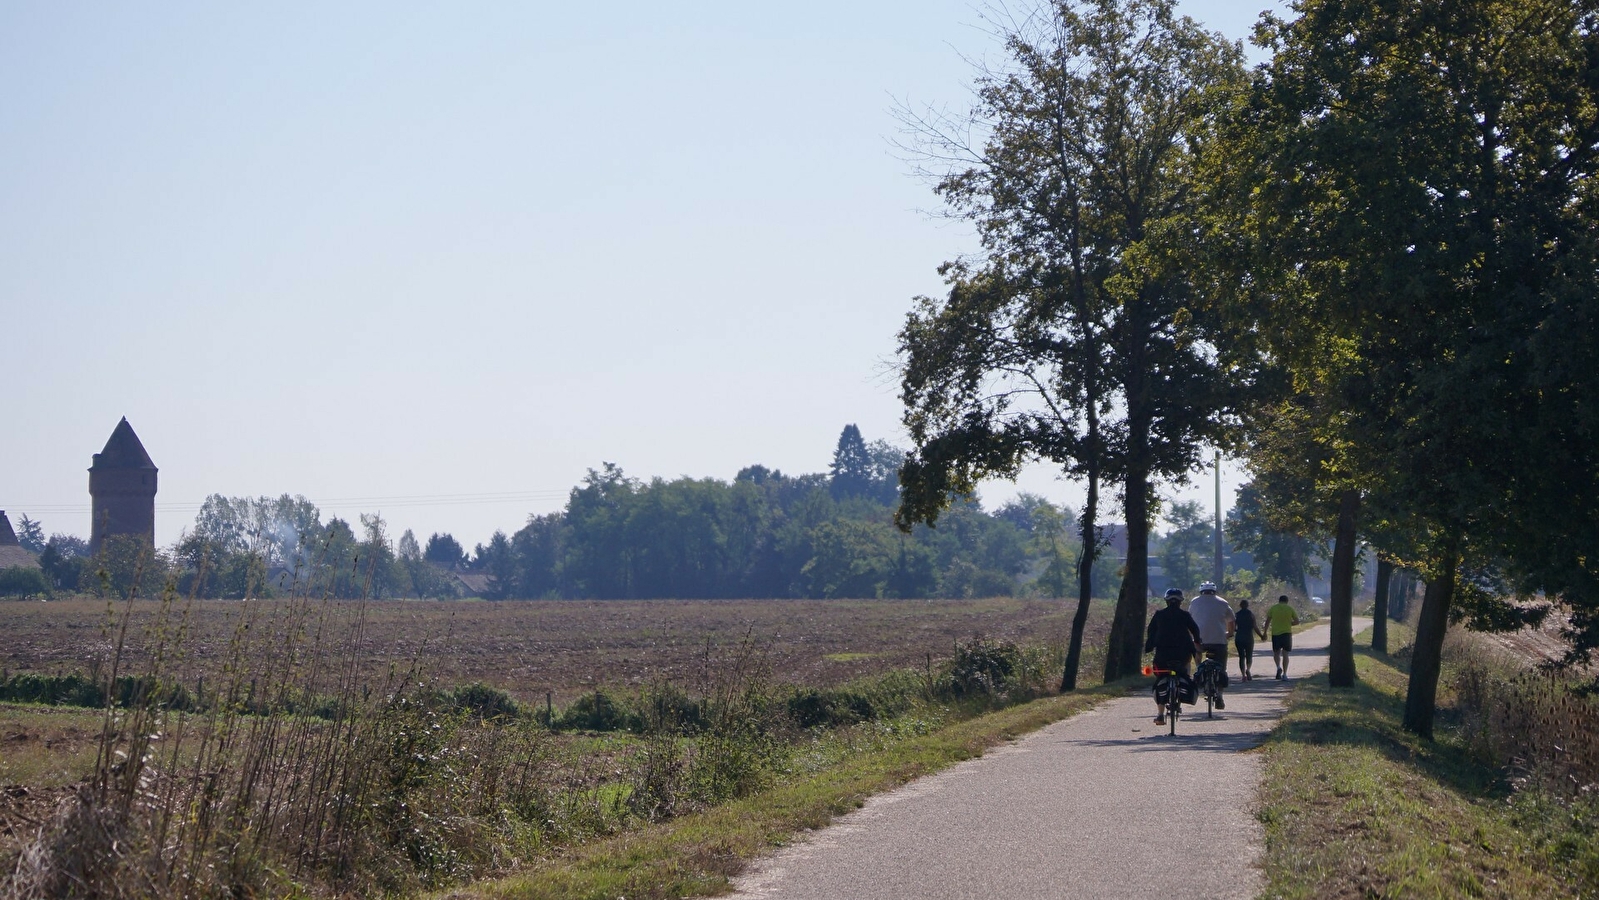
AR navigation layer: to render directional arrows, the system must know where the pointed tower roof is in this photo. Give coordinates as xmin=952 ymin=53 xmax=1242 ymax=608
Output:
xmin=92 ymin=417 xmax=157 ymax=470
xmin=0 ymin=511 xmax=18 ymax=547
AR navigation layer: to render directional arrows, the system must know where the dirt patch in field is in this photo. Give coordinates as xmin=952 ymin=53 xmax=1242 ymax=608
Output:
xmin=0 ymin=597 xmax=1110 ymax=704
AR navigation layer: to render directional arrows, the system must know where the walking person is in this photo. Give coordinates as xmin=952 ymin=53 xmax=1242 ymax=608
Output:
xmin=1266 ymin=594 xmax=1301 ymax=680
xmin=1145 ymin=589 xmax=1203 ymax=726
xmin=1188 ymin=582 xmax=1235 ymax=708
xmin=1233 ymin=599 xmax=1265 ymax=681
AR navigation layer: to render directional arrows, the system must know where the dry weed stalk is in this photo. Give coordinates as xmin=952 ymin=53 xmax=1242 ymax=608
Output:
xmin=5 ymin=535 xmax=573 ymax=899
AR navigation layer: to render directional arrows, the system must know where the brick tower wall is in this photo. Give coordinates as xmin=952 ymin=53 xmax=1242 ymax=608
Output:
xmin=89 ymin=466 xmax=157 ymax=554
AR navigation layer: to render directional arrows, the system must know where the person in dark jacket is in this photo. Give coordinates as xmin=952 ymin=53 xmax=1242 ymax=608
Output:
xmin=1234 ymin=599 xmax=1265 ymax=681
xmin=1145 ymin=588 xmax=1204 ymax=725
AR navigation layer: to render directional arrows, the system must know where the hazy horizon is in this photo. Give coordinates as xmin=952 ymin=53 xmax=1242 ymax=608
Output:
xmin=3 ymin=1 xmax=1276 ymax=549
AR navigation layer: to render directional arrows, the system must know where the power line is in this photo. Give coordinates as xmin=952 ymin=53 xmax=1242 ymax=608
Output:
xmin=6 ymin=488 xmax=573 ymax=516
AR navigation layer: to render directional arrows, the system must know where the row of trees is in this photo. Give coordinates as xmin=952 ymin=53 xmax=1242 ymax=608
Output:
xmin=30 ymin=425 xmax=1265 ymax=603
xmin=390 ymin=425 xmax=1087 ymax=600
xmin=895 ymin=0 xmax=1599 ymax=734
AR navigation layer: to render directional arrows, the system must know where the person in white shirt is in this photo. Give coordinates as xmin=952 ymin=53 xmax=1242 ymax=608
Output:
xmin=1187 ymin=582 xmax=1236 ymax=709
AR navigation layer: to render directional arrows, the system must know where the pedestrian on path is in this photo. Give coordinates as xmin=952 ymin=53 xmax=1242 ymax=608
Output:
xmin=1266 ymin=595 xmax=1300 ymax=680
xmin=1145 ymin=588 xmax=1203 ymax=726
xmin=1234 ymin=600 xmax=1264 ymax=681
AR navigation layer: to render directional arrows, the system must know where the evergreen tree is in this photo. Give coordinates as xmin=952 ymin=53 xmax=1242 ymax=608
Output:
xmin=14 ymin=515 xmax=45 ymax=554
xmin=424 ymin=533 xmax=467 ymax=569
xmin=829 ymin=424 xmax=873 ymax=500
xmin=477 ymin=531 xmax=517 ymax=600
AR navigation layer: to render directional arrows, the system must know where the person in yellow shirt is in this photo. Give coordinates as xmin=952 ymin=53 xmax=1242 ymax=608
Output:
xmin=1265 ymin=594 xmax=1301 ymax=680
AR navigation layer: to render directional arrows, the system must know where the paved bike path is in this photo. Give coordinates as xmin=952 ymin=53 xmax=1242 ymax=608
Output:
xmin=729 ymin=619 xmax=1361 ymax=900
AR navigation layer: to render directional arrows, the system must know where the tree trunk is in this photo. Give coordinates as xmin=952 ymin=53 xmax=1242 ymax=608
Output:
xmin=1286 ymin=538 xmax=1310 ymax=596
xmin=1403 ymin=543 xmax=1458 ymax=738
xmin=1104 ymin=465 xmax=1150 ymax=682
xmin=1372 ymin=556 xmax=1393 ymax=653
xmin=1327 ymin=489 xmax=1359 ymax=687
xmin=1061 ymin=469 xmax=1099 ymax=691
xmin=1387 ymin=571 xmax=1403 ymax=621
xmin=1390 ymin=571 xmax=1411 ymax=621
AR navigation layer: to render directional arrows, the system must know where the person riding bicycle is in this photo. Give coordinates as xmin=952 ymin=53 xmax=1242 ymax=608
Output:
xmin=1145 ymin=588 xmax=1203 ymax=726
xmin=1188 ymin=582 xmax=1236 ymax=709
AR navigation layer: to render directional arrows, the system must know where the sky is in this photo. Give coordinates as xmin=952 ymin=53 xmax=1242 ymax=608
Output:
xmin=2 ymin=1 xmax=1283 ymax=549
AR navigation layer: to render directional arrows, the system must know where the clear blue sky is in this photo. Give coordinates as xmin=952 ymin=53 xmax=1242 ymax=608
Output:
xmin=3 ymin=1 xmax=1280 ymax=548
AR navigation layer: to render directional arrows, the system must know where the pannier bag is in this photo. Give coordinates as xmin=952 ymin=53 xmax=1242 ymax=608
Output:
xmin=1155 ymin=674 xmax=1199 ymax=705
xmin=1195 ymin=658 xmax=1230 ymax=689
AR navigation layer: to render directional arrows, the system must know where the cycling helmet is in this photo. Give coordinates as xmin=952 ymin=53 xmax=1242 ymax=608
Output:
xmin=1198 ymin=582 xmax=1219 ymax=593
xmin=1164 ymin=588 xmax=1184 ymax=598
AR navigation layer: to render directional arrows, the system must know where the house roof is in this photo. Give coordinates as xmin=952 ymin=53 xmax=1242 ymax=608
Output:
xmin=0 ymin=545 xmax=39 ymax=570
xmin=0 ymin=511 xmax=17 ymax=547
xmin=92 ymin=417 xmax=157 ymax=470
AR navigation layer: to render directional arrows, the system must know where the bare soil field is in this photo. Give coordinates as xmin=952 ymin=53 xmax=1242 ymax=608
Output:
xmin=0 ymin=597 xmax=1108 ymax=704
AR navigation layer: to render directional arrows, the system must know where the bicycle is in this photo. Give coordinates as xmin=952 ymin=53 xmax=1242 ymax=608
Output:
xmin=1144 ymin=665 xmax=1183 ymax=735
xmin=1194 ymin=648 xmax=1228 ymax=718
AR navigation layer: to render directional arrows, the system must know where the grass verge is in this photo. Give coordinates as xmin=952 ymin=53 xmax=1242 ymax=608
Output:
xmin=440 ymin=683 xmax=1123 ymax=900
xmin=1256 ymin=625 xmax=1578 ymax=899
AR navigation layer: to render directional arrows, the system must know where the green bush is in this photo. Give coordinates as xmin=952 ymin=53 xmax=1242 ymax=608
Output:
xmin=0 ymin=565 xmax=49 ymax=598
xmin=947 ymin=638 xmax=1022 ymax=697
xmin=0 ymin=672 xmax=102 ymax=706
xmin=450 ymin=682 xmax=521 ymax=721
xmin=785 ymin=687 xmax=876 ymax=728
xmin=556 ymin=689 xmax=637 ymax=731
xmin=636 ymin=681 xmax=706 ymax=733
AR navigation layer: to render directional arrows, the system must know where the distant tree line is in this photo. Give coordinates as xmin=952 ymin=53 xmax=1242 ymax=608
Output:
xmin=8 ymin=426 xmax=1104 ymax=603
xmin=431 ymin=426 xmax=1083 ymax=600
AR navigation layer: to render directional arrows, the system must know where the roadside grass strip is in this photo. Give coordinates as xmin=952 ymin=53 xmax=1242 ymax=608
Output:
xmin=1256 ymin=629 xmax=1577 ymax=899
xmin=441 ymin=684 xmax=1123 ymax=900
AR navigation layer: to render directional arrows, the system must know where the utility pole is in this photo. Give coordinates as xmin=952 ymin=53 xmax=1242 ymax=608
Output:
xmin=1213 ymin=450 xmax=1225 ymax=586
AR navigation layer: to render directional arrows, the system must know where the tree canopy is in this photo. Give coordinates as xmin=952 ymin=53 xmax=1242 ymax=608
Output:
xmin=1208 ymin=0 xmax=1599 ymax=733
xmin=895 ymin=0 xmax=1251 ymax=685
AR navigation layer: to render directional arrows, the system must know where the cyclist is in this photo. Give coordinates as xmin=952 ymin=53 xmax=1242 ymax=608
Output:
xmin=1234 ymin=599 xmax=1265 ymax=681
xmin=1144 ymin=588 xmax=1203 ymax=726
xmin=1188 ymin=582 xmax=1235 ymax=709
xmin=1266 ymin=594 xmax=1301 ymax=679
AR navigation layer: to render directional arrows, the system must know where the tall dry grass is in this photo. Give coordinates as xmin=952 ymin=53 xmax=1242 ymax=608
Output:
xmin=1451 ymin=634 xmax=1599 ymax=795
xmin=2 ymin=538 xmax=1073 ymax=899
xmin=3 ymin=538 xmax=624 ymax=898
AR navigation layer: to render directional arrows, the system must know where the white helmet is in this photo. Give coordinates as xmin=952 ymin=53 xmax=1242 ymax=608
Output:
xmin=1198 ymin=582 xmax=1219 ymax=593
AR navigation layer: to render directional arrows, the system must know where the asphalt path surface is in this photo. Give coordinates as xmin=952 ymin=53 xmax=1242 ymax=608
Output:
xmin=729 ymin=618 xmax=1363 ymax=900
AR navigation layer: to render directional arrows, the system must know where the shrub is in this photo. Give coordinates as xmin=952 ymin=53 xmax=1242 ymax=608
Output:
xmin=451 ymin=682 xmax=521 ymax=721
xmin=785 ymin=687 xmax=878 ymax=729
xmin=0 ymin=565 xmax=49 ymax=598
xmin=947 ymin=638 xmax=1022 ymax=697
xmin=556 ymin=689 xmax=636 ymax=732
xmin=636 ymin=681 xmax=705 ymax=733
xmin=0 ymin=672 xmax=102 ymax=706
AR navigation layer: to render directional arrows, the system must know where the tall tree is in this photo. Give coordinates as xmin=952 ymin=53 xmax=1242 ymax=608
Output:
xmin=424 ymin=533 xmax=467 ymax=569
xmin=1225 ymin=482 xmax=1309 ymax=594
xmin=1371 ymin=555 xmax=1394 ymax=653
xmin=896 ymin=0 xmax=1249 ymax=686
xmin=829 ymin=425 xmax=874 ymax=500
xmin=1158 ymin=500 xmax=1210 ymax=593
xmin=14 ymin=515 xmax=45 ymax=554
xmin=1215 ymin=0 xmax=1597 ymax=733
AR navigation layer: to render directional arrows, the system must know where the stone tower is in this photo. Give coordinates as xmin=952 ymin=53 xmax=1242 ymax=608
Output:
xmin=89 ymin=417 xmax=158 ymax=555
